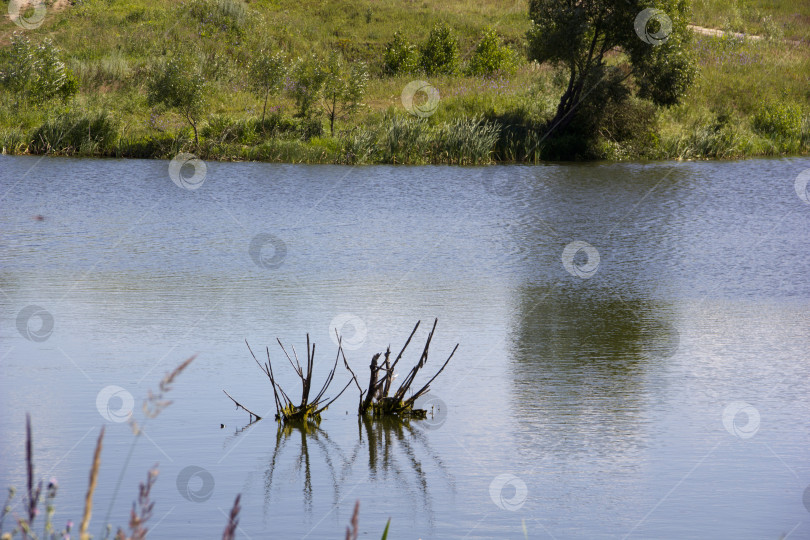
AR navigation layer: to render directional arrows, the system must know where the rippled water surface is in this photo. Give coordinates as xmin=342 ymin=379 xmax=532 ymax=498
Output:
xmin=1 ymin=155 xmax=809 ymax=539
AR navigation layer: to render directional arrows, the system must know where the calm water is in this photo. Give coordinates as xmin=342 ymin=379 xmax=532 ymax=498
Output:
xmin=1 ymin=155 xmax=809 ymax=539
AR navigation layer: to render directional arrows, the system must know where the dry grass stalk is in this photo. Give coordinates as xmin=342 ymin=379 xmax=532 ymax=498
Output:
xmin=222 ymin=494 xmax=241 ymax=540
xmin=79 ymin=426 xmax=104 ymax=540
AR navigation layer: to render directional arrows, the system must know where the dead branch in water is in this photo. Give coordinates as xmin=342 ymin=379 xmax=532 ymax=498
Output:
xmin=223 ymin=390 xmax=262 ymax=422
xmin=226 ymin=334 xmax=352 ymax=424
xmin=355 ymin=319 xmax=458 ymax=419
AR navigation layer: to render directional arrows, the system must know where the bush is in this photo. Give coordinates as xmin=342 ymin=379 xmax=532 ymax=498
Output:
xmin=201 ymin=115 xmax=258 ymax=144
xmin=29 ymin=111 xmax=118 ymax=155
xmin=419 ymin=23 xmax=459 ymax=75
xmin=0 ymin=33 xmax=78 ymax=104
xmin=287 ymin=55 xmax=327 ymax=118
xmin=383 ymin=32 xmax=419 ymax=75
xmin=752 ymin=101 xmax=803 ymax=139
xmin=147 ymin=56 xmax=206 ymax=144
xmin=465 ymin=28 xmax=517 ymax=77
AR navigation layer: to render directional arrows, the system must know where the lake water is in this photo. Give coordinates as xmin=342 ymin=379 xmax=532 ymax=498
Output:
xmin=1 ymin=155 xmax=809 ymax=539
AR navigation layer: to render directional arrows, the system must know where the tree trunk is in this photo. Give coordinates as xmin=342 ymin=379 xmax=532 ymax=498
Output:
xmin=329 ymin=94 xmax=337 ymax=137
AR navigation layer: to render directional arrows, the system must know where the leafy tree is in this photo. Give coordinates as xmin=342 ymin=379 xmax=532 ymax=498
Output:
xmin=287 ymin=54 xmax=327 ymax=119
xmin=0 ymin=33 xmax=77 ymax=105
xmin=248 ymin=49 xmax=287 ymax=123
xmin=466 ymin=27 xmax=518 ymax=76
xmin=383 ymin=32 xmax=419 ymax=75
xmin=419 ymin=23 xmax=459 ymax=75
xmin=526 ymin=0 xmax=697 ymax=133
xmin=147 ymin=56 xmax=206 ymax=145
xmin=321 ymin=54 xmax=368 ymax=137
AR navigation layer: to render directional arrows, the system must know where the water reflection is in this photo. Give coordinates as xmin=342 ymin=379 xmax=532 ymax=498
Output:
xmin=509 ymin=286 xmax=675 ymax=457
xmin=233 ymin=417 xmax=453 ymax=522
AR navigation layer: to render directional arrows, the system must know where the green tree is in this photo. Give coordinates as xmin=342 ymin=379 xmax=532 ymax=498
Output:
xmin=419 ymin=23 xmax=459 ymax=75
xmin=147 ymin=56 xmax=207 ymax=146
xmin=466 ymin=27 xmax=518 ymax=76
xmin=383 ymin=32 xmax=419 ymax=75
xmin=248 ymin=49 xmax=287 ymax=123
xmin=321 ymin=54 xmax=368 ymax=137
xmin=526 ymin=0 xmax=697 ymax=133
xmin=0 ymin=33 xmax=77 ymax=105
xmin=287 ymin=54 xmax=327 ymax=119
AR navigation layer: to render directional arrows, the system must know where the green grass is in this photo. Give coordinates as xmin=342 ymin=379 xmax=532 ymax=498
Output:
xmin=0 ymin=0 xmax=808 ymax=162
xmin=691 ymin=0 xmax=810 ymax=42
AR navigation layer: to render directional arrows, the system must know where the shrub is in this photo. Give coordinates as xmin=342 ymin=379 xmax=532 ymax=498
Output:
xmin=383 ymin=32 xmax=419 ymax=75
xmin=28 ymin=111 xmax=118 ymax=155
xmin=249 ymin=49 xmax=287 ymax=122
xmin=286 ymin=55 xmax=327 ymax=119
xmin=752 ymin=101 xmax=803 ymax=140
xmin=465 ymin=28 xmax=517 ymax=77
xmin=321 ymin=54 xmax=368 ymax=136
xmin=0 ymin=33 xmax=78 ymax=104
xmin=419 ymin=23 xmax=459 ymax=75
xmin=201 ymin=115 xmax=257 ymax=144
xmin=147 ymin=56 xmax=206 ymax=145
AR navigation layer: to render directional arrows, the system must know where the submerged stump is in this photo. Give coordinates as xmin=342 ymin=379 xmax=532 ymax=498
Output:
xmin=341 ymin=319 xmax=458 ymax=420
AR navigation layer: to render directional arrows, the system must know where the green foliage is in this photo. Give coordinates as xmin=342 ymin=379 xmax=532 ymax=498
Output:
xmin=466 ymin=27 xmax=517 ymax=77
xmin=383 ymin=32 xmax=419 ymax=75
xmin=188 ymin=0 xmax=247 ymax=35
xmin=0 ymin=33 xmax=78 ymax=105
xmin=29 ymin=111 xmax=118 ymax=155
xmin=321 ymin=53 xmax=369 ymax=136
xmin=419 ymin=23 xmax=460 ymax=75
xmin=248 ymin=49 xmax=287 ymax=121
xmin=378 ymin=114 xmax=431 ymax=163
xmin=752 ymin=101 xmax=803 ymax=139
xmin=527 ymin=0 xmax=697 ymax=135
xmin=147 ymin=55 xmax=206 ymax=144
xmin=287 ymin=54 xmax=327 ymax=118
xmin=435 ymin=115 xmax=500 ymax=164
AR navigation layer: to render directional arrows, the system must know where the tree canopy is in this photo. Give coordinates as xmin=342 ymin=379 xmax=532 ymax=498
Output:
xmin=527 ymin=0 xmax=697 ymax=135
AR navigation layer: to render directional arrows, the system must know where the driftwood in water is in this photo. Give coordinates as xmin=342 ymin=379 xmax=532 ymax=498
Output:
xmin=342 ymin=319 xmax=458 ymax=419
xmin=224 ymin=334 xmax=352 ymax=424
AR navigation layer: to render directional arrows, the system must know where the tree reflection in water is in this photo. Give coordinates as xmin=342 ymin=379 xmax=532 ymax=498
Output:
xmin=228 ymin=415 xmax=453 ymax=523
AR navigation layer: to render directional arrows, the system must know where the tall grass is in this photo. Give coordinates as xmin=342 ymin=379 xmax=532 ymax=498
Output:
xmin=28 ymin=111 xmax=119 ymax=156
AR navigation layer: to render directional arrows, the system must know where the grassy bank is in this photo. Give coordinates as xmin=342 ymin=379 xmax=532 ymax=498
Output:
xmin=0 ymin=0 xmax=808 ymax=163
